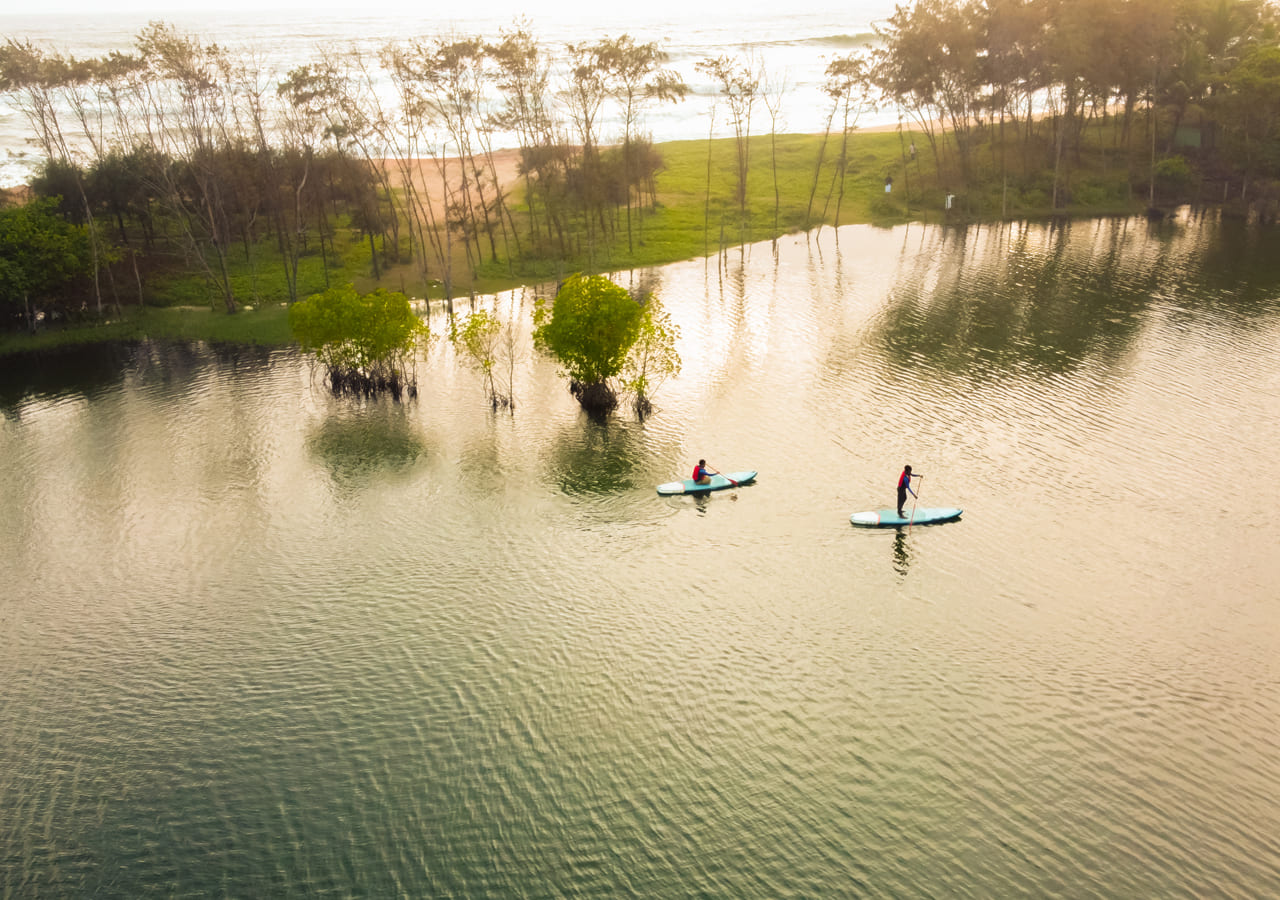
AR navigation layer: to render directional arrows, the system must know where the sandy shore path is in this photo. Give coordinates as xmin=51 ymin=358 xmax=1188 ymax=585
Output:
xmin=376 ymin=148 xmax=525 ymax=221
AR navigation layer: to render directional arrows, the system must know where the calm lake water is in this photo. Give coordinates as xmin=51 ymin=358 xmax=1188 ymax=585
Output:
xmin=3 ymin=213 xmax=1280 ymax=897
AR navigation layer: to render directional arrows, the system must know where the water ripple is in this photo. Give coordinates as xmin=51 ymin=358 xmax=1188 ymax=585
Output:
xmin=4 ymin=217 xmax=1280 ymax=897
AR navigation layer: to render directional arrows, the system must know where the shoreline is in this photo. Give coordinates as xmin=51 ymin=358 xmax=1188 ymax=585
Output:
xmin=3 ymin=119 xmax=1168 ymax=360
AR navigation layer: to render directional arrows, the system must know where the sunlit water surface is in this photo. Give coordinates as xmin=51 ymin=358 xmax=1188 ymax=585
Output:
xmin=3 ymin=214 xmax=1279 ymax=897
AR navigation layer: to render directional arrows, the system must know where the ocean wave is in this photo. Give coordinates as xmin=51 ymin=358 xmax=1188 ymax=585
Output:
xmin=0 ymin=155 xmax=38 ymax=190
xmin=767 ymin=31 xmax=880 ymax=49
xmin=664 ymin=31 xmax=880 ymax=64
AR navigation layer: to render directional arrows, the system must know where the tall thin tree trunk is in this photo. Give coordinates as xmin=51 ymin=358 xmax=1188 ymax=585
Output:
xmin=704 ymin=98 xmax=716 ymax=257
xmin=770 ymin=128 xmax=779 ymax=236
xmin=806 ymin=103 xmax=838 ymax=225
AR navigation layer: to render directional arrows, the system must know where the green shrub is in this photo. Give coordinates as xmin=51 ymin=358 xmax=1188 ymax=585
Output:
xmin=1154 ymin=155 xmax=1196 ymax=198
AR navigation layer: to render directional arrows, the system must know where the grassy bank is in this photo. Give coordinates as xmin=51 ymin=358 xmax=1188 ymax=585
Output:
xmin=0 ymin=305 xmax=294 ymax=357
xmin=3 ymin=125 xmax=1157 ymax=359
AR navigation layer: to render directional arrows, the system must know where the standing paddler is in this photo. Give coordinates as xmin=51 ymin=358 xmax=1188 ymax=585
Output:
xmin=897 ymin=465 xmax=920 ymax=518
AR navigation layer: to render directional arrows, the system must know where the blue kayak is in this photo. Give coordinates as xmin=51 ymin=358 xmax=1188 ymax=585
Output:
xmin=657 ymin=471 xmax=757 ymax=496
xmin=850 ymin=507 xmax=963 ymax=527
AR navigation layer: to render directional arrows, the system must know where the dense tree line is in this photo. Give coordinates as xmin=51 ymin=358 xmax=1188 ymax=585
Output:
xmin=2 ymin=0 xmax=1279 ymax=330
xmin=0 ymin=21 xmax=687 ymax=324
xmin=863 ymin=0 xmax=1280 ymax=210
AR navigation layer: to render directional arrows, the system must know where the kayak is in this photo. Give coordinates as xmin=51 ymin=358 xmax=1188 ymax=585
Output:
xmin=850 ymin=507 xmax=963 ymax=527
xmin=656 ymin=471 xmax=757 ymax=496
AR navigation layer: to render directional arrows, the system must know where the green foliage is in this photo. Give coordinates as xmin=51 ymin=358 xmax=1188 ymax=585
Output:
xmin=0 ymin=198 xmax=92 ymax=326
xmin=533 ymin=274 xmax=644 ymax=406
xmin=1153 ymin=155 xmax=1197 ymax=197
xmin=28 ymin=160 xmax=85 ymax=222
xmin=450 ymin=309 xmax=501 ymax=376
xmin=450 ymin=308 xmax=515 ymax=408
xmin=1216 ymin=45 xmax=1280 ymax=176
xmin=1068 ymin=179 xmax=1117 ymax=208
xmin=289 ymin=284 xmax=429 ymax=391
xmin=620 ymin=295 xmax=681 ymax=417
xmin=1222 ymin=44 xmax=1280 ymax=118
xmin=1020 ymin=187 xmax=1051 ymax=210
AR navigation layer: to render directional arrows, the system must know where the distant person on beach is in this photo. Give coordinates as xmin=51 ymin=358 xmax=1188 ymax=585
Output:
xmin=897 ymin=465 xmax=919 ymax=517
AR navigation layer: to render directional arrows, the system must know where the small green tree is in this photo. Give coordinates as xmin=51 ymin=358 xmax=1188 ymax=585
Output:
xmin=289 ymin=283 xmax=429 ymax=401
xmin=818 ymin=53 xmax=873 ymax=228
xmin=532 ymin=273 xmax=644 ymax=415
xmin=621 ymin=295 xmax=681 ymax=419
xmin=0 ymin=197 xmax=93 ymax=332
xmin=1152 ymin=154 xmax=1196 ymax=202
xmin=450 ymin=308 xmax=516 ymax=410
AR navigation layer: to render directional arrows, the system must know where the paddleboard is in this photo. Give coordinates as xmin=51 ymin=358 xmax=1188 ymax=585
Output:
xmin=849 ymin=507 xmax=963 ymax=527
xmin=656 ymin=471 xmax=757 ymax=496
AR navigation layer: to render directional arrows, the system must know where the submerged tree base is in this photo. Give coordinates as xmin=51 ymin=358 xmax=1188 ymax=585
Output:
xmin=326 ymin=367 xmax=418 ymax=402
xmin=290 ymin=285 xmax=430 ymax=403
xmin=570 ymin=379 xmax=617 ymax=415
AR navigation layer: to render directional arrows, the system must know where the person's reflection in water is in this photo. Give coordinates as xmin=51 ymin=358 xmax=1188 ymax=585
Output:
xmin=892 ymin=530 xmax=912 ymax=576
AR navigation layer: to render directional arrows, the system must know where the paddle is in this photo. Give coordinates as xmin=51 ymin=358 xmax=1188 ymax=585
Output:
xmin=711 ymin=467 xmax=738 ymax=487
xmin=908 ymin=474 xmax=923 ymax=529
xmin=710 ymin=466 xmax=740 ymax=500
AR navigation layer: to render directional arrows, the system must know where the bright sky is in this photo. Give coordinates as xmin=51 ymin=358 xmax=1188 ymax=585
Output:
xmin=4 ymin=0 xmax=764 ymax=17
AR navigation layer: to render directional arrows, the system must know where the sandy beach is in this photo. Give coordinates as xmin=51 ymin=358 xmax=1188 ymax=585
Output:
xmin=375 ymin=149 xmax=526 ymax=222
